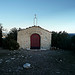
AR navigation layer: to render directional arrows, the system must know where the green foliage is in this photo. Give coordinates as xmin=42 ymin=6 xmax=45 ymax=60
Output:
xmin=52 ymin=31 xmax=71 ymax=50
xmin=8 ymin=39 xmax=19 ymax=50
xmin=51 ymin=31 xmax=58 ymax=47
xmin=71 ymin=35 xmax=75 ymax=44
xmin=2 ymin=27 xmax=19 ymax=50
xmin=8 ymin=28 xmax=17 ymax=41
xmin=71 ymin=35 xmax=75 ymax=50
xmin=2 ymin=38 xmax=9 ymax=49
xmin=0 ymin=24 xmax=2 ymax=47
xmin=2 ymin=38 xmax=19 ymax=50
xmin=71 ymin=44 xmax=75 ymax=50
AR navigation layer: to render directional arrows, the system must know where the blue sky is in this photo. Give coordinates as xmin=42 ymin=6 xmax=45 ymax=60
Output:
xmin=0 ymin=0 xmax=75 ymax=33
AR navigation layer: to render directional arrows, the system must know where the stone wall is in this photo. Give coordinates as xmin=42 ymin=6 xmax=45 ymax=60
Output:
xmin=17 ymin=26 xmax=52 ymax=50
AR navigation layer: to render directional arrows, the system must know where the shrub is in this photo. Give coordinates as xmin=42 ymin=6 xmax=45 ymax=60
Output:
xmin=2 ymin=38 xmax=9 ymax=49
xmin=2 ymin=38 xmax=19 ymax=50
xmin=51 ymin=31 xmax=71 ymax=50
xmin=71 ymin=44 xmax=75 ymax=50
xmin=2 ymin=27 xmax=19 ymax=50
xmin=8 ymin=39 xmax=19 ymax=50
xmin=0 ymin=24 xmax=2 ymax=47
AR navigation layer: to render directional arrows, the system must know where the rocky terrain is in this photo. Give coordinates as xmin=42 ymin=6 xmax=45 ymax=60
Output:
xmin=0 ymin=49 xmax=75 ymax=75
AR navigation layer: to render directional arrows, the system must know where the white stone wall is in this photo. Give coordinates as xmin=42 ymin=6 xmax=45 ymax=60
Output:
xmin=17 ymin=26 xmax=52 ymax=50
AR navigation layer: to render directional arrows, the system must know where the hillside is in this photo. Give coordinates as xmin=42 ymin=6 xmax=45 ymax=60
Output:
xmin=69 ymin=33 xmax=75 ymax=37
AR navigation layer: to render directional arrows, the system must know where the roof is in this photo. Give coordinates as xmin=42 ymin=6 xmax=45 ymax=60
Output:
xmin=18 ymin=26 xmax=52 ymax=33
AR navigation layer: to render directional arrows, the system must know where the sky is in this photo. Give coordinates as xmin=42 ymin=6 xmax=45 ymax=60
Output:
xmin=0 ymin=0 xmax=75 ymax=33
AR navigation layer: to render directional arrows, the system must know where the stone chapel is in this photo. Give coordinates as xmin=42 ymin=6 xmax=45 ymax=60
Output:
xmin=17 ymin=26 xmax=52 ymax=50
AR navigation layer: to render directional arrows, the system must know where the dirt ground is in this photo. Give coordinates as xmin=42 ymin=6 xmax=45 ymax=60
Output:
xmin=0 ymin=48 xmax=75 ymax=75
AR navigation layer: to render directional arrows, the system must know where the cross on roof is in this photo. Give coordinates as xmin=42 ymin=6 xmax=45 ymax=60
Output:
xmin=34 ymin=14 xmax=37 ymax=26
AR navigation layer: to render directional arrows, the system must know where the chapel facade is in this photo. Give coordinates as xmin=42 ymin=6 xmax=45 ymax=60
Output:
xmin=17 ymin=26 xmax=52 ymax=50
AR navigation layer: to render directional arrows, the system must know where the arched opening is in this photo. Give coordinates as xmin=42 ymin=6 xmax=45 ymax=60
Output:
xmin=30 ymin=33 xmax=40 ymax=49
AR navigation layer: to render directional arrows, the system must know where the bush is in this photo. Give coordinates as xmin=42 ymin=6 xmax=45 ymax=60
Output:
xmin=51 ymin=31 xmax=71 ymax=50
xmin=8 ymin=39 xmax=19 ymax=50
xmin=0 ymin=24 xmax=2 ymax=47
xmin=2 ymin=38 xmax=19 ymax=50
xmin=2 ymin=38 xmax=9 ymax=49
xmin=71 ymin=44 xmax=75 ymax=50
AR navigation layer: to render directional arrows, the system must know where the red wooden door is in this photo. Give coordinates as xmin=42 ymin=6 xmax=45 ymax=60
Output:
xmin=31 ymin=34 xmax=40 ymax=49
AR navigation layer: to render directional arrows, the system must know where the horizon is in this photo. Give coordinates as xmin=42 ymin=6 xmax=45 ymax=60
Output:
xmin=0 ymin=0 xmax=75 ymax=33
xmin=2 ymin=26 xmax=75 ymax=34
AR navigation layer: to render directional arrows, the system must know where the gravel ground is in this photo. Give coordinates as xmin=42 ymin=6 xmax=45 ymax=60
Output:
xmin=0 ymin=49 xmax=75 ymax=75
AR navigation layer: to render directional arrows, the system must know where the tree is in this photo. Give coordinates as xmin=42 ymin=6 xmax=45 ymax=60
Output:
xmin=71 ymin=35 xmax=75 ymax=50
xmin=2 ymin=38 xmax=19 ymax=50
xmin=58 ymin=31 xmax=71 ymax=50
xmin=71 ymin=35 xmax=75 ymax=44
xmin=2 ymin=27 xmax=19 ymax=50
xmin=7 ymin=27 xmax=17 ymax=41
xmin=51 ymin=31 xmax=58 ymax=47
xmin=51 ymin=31 xmax=71 ymax=50
xmin=0 ymin=24 xmax=2 ymax=47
